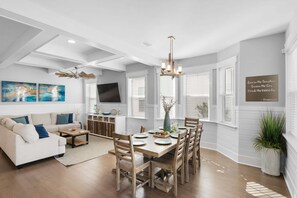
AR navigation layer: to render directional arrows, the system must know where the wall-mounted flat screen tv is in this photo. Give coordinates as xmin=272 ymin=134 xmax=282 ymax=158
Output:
xmin=97 ymin=82 xmax=121 ymax=102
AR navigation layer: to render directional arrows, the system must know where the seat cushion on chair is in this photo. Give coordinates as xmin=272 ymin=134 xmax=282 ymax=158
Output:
xmin=119 ymin=154 xmax=150 ymax=172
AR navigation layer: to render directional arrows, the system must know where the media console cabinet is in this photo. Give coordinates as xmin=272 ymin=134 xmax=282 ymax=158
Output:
xmin=87 ymin=114 xmax=126 ymax=138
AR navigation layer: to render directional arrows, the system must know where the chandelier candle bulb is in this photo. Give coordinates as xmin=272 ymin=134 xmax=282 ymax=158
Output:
xmin=167 ymin=65 xmax=171 ymax=71
xmin=178 ymin=66 xmax=182 ymax=73
xmin=161 ymin=63 xmax=166 ymax=70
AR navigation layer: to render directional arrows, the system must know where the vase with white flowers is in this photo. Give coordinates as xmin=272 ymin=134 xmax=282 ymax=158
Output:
xmin=162 ymin=96 xmax=176 ymax=132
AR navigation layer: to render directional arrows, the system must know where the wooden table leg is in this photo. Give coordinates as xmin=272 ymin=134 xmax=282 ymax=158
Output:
xmin=86 ymin=133 xmax=89 ymax=144
xmin=72 ymin=136 xmax=75 ymax=148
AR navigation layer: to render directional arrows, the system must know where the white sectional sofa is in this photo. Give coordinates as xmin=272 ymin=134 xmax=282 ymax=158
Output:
xmin=0 ymin=113 xmax=80 ymax=167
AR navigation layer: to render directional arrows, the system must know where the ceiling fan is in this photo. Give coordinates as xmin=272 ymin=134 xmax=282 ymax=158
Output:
xmin=55 ymin=67 xmax=96 ymax=79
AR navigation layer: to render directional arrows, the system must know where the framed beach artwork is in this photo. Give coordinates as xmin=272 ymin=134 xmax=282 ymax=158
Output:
xmin=38 ymin=84 xmax=65 ymax=102
xmin=1 ymin=81 xmax=37 ymax=102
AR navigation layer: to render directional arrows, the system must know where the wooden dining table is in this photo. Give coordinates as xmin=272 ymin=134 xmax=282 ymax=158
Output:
xmin=133 ymin=133 xmax=178 ymax=158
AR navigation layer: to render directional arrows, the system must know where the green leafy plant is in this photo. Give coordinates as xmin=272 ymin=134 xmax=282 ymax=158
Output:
xmin=254 ymin=111 xmax=286 ymax=153
xmin=195 ymin=102 xmax=208 ymax=118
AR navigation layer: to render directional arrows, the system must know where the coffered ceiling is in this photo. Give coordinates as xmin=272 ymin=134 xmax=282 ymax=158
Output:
xmin=0 ymin=0 xmax=296 ymax=74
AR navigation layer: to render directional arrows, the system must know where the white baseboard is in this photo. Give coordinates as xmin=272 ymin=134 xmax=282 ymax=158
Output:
xmin=284 ymin=171 xmax=297 ymax=198
xmin=217 ymin=144 xmax=238 ymax=163
xmin=238 ymin=155 xmax=261 ymax=168
xmin=201 ymin=141 xmax=217 ymax=150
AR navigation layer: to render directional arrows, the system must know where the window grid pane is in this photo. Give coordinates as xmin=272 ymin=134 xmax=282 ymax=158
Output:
xmin=128 ymin=76 xmax=145 ymax=117
xmin=185 ymin=73 xmax=209 ymax=119
xmin=160 ymin=76 xmax=175 ymax=118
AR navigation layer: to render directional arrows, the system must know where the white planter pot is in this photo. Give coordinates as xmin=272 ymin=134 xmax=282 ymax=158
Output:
xmin=260 ymin=148 xmax=280 ymax=176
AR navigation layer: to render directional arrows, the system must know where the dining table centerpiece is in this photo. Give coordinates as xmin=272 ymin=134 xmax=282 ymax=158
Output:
xmin=162 ymin=96 xmax=176 ymax=132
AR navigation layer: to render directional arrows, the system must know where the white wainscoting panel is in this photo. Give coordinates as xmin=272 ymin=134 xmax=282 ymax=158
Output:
xmin=217 ymin=124 xmax=239 ymax=162
xmin=238 ymin=106 xmax=285 ymax=167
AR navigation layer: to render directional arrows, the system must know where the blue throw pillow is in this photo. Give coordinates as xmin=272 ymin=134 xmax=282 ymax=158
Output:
xmin=34 ymin=124 xmax=49 ymax=139
xmin=56 ymin=114 xmax=69 ymax=125
xmin=68 ymin=113 xmax=73 ymax=123
xmin=12 ymin=116 xmax=29 ymax=124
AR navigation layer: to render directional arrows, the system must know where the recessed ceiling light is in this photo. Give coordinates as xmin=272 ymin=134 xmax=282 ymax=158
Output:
xmin=67 ymin=39 xmax=76 ymax=44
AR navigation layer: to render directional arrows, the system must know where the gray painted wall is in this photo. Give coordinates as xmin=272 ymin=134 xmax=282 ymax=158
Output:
xmin=97 ymin=70 xmax=126 ymax=104
xmin=217 ymin=43 xmax=240 ymax=62
xmin=240 ymin=33 xmax=285 ymax=107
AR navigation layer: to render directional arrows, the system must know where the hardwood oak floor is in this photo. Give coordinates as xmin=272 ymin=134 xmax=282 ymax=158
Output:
xmin=0 ymin=148 xmax=290 ymax=198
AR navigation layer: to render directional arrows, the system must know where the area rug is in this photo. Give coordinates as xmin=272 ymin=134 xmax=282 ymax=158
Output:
xmin=55 ymin=135 xmax=114 ymax=166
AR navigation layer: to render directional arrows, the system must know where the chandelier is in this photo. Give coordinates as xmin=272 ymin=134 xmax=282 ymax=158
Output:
xmin=55 ymin=67 xmax=96 ymax=79
xmin=160 ymin=36 xmax=183 ymax=78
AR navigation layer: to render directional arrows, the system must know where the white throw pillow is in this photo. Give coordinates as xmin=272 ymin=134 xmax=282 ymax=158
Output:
xmin=13 ymin=123 xmax=39 ymax=143
xmin=4 ymin=118 xmax=17 ymax=130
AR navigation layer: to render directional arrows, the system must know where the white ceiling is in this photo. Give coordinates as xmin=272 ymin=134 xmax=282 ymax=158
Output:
xmin=0 ymin=0 xmax=296 ymax=73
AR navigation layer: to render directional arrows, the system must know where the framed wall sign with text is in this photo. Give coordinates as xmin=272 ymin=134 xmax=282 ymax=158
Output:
xmin=246 ymin=75 xmax=278 ymax=102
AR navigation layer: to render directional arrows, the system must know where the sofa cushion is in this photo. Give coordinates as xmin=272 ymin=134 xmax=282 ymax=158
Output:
xmin=44 ymin=125 xmax=59 ymax=133
xmin=68 ymin=113 xmax=73 ymax=123
xmin=13 ymin=123 xmax=39 ymax=143
xmin=56 ymin=114 xmax=69 ymax=125
xmin=50 ymin=113 xmax=57 ymax=125
xmin=9 ymin=115 xmax=33 ymax=124
xmin=31 ymin=113 xmax=52 ymax=125
xmin=34 ymin=124 xmax=49 ymax=139
xmin=12 ymin=116 xmax=29 ymax=124
xmin=0 ymin=117 xmax=9 ymax=126
xmin=4 ymin=118 xmax=17 ymax=130
xmin=58 ymin=123 xmax=81 ymax=131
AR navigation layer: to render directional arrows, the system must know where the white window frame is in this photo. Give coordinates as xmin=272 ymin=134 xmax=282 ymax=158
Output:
xmin=217 ymin=56 xmax=237 ymax=126
xmin=85 ymin=81 xmax=97 ymax=114
xmin=158 ymin=75 xmax=177 ymax=119
xmin=126 ymin=71 xmax=148 ymax=119
xmin=184 ymin=72 xmax=210 ymax=121
xmin=181 ymin=64 xmax=215 ymax=121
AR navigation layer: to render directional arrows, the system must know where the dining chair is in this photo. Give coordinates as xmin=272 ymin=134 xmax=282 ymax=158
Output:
xmin=184 ymin=127 xmax=197 ymax=182
xmin=194 ymin=123 xmax=203 ymax=172
xmin=113 ymin=133 xmax=151 ymax=198
xmin=151 ymin=131 xmax=187 ymax=197
xmin=140 ymin=126 xmax=146 ymax=133
xmin=184 ymin=117 xmax=199 ymax=128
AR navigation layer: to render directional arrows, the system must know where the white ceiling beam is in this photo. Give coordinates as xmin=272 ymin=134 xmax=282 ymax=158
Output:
xmin=92 ymin=62 xmax=126 ymax=72
xmin=0 ymin=5 xmax=160 ymax=67
xmin=15 ymin=62 xmax=63 ymax=70
xmin=32 ymin=51 xmax=85 ymax=65
xmin=0 ymin=29 xmax=58 ymax=68
xmin=17 ymin=53 xmax=77 ymax=70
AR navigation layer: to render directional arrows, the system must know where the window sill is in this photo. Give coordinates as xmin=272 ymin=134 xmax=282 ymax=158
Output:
xmin=283 ymin=133 xmax=297 ymax=153
xmin=217 ymin=122 xmax=238 ymax=129
xmin=126 ymin=116 xmax=147 ymax=120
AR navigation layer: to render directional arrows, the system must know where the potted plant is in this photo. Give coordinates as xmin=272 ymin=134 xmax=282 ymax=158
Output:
xmin=254 ymin=111 xmax=286 ymax=176
xmin=161 ymin=96 xmax=176 ymax=132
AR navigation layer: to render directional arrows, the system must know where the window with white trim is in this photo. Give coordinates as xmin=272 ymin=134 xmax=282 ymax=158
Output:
xmin=218 ymin=57 xmax=236 ymax=125
xmin=286 ymin=47 xmax=297 ymax=137
xmin=185 ymin=72 xmax=210 ymax=120
xmin=128 ymin=76 xmax=146 ymax=118
xmin=159 ymin=76 xmax=176 ymax=118
xmin=85 ymin=83 xmax=97 ymax=113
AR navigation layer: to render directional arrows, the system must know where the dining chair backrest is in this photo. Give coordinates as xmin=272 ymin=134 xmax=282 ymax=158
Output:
xmin=185 ymin=128 xmax=196 ymax=158
xmin=194 ymin=123 xmax=203 ymax=151
xmin=113 ymin=133 xmax=135 ymax=165
xmin=173 ymin=131 xmax=187 ymax=168
xmin=140 ymin=126 xmax=146 ymax=133
xmin=184 ymin=117 xmax=199 ymax=128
